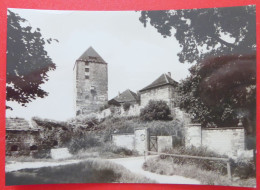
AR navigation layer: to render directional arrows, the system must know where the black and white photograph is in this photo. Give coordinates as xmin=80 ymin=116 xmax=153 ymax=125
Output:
xmin=5 ymin=6 xmax=256 ymax=187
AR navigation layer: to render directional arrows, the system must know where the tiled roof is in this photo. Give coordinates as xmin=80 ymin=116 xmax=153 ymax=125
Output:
xmin=6 ymin=118 xmax=39 ymax=131
xmin=77 ymin=46 xmax=106 ymax=64
xmin=109 ymin=89 xmax=139 ymax=104
xmin=139 ymin=73 xmax=178 ymax=92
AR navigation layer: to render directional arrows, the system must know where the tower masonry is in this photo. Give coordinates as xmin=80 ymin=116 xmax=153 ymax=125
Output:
xmin=73 ymin=47 xmax=108 ymax=115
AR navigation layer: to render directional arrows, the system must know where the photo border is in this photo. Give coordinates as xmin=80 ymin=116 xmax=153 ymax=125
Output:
xmin=0 ymin=0 xmax=258 ymax=190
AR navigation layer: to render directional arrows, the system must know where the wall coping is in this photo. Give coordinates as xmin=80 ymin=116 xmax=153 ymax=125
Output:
xmin=111 ymin=133 xmax=134 ymax=136
xmin=202 ymin=127 xmax=244 ymax=130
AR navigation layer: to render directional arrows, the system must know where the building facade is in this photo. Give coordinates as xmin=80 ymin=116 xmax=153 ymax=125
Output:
xmin=73 ymin=47 xmax=108 ymax=115
xmin=139 ymin=73 xmax=178 ymax=111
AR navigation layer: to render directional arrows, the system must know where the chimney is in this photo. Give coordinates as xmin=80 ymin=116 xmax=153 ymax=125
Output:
xmin=167 ymin=72 xmax=171 ymax=77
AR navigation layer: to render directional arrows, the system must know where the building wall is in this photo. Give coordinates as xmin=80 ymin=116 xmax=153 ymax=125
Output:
xmin=74 ymin=60 xmax=108 ymax=115
xmin=140 ymin=85 xmax=176 ymax=109
xmin=111 ymin=134 xmax=135 ymax=150
xmin=6 ymin=131 xmax=40 ymax=156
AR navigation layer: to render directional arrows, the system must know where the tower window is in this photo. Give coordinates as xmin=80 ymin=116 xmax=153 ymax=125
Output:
xmin=85 ymin=68 xmax=89 ymax=72
xmin=85 ymin=75 xmax=89 ymax=79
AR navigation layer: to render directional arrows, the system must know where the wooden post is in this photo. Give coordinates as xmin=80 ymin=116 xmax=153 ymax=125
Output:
xmin=226 ymin=161 xmax=232 ymax=182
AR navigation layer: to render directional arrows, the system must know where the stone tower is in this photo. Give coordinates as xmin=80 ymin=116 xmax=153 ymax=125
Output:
xmin=73 ymin=46 xmax=108 ymax=115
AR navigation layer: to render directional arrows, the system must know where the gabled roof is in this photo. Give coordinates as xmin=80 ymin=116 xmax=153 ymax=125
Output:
xmin=109 ymin=89 xmax=139 ymax=104
xmin=6 ymin=118 xmax=39 ymax=131
xmin=77 ymin=46 xmax=106 ymax=63
xmin=139 ymin=73 xmax=178 ymax=92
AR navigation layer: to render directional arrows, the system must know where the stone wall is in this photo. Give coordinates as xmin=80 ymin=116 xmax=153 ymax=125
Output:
xmin=6 ymin=130 xmax=40 ymax=156
xmin=185 ymin=124 xmax=202 ymax=148
xmin=202 ymin=128 xmax=245 ymax=156
xmin=185 ymin=124 xmax=246 ymax=157
xmin=74 ymin=60 xmax=108 ymax=115
xmin=140 ymin=85 xmax=176 ymax=109
xmin=95 ymin=104 xmax=141 ymax=121
xmin=111 ymin=134 xmax=135 ymax=150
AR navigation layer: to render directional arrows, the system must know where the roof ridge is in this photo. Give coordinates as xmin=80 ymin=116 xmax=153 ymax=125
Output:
xmin=164 ymin=73 xmax=169 ymax=83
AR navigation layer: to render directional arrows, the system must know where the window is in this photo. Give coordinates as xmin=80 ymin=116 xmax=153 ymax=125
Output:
xmin=11 ymin=145 xmax=18 ymax=151
xmin=85 ymin=62 xmax=89 ymax=66
xmin=30 ymin=145 xmax=38 ymax=151
xmin=85 ymin=75 xmax=89 ymax=79
xmin=85 ymin=68 xmax=89 ymax=72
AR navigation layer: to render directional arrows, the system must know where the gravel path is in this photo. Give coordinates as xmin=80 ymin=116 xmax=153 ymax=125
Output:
xmin=109 ymin=156 xmax=200 ymax=184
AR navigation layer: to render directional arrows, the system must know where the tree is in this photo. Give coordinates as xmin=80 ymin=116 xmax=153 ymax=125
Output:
xmin=6 ymin=10 xmax=58 ymax=110
xmin=140 ymin=100 xmax=172 ymax=121
xmin=139 ymin=6 xmax=256 ymax=63
xmin=176 ymin=54 xmax=256 ymax=135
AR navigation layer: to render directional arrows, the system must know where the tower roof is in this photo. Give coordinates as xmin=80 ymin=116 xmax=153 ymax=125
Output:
xmin=139 ymin=73 xmax=178 ymax=92
xmin=77 ymin=46 xmax=106 ymax=64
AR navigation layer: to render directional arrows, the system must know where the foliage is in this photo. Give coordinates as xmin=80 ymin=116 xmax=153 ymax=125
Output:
xmin=123 ymin=102 xmax=131 ymax=111
xmin=68 ymin=134 xmax=102 ymax=154
xmin=140 ymin=100 xmax=172 ymax=121
xmin=161 ymin=146 xmax=256 ymax=179
xmin=143 ymin=156 xmax=256 ymax=187
xmin=6 ymin=10 xmax=58 ymax=109
xmin=176 ymin=54 xmax=256 ymax=135
xmin=99 ymin=103 xmax=110 ymax=112
xmin=139 ymin=6 xmax=256 ymax=64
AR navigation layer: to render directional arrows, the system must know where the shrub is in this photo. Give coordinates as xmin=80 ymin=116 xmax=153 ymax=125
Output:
xmin=68 ymin=134 xmax=102 ymax=154
xmin=99 ymin=103 xmax=110 ymax=112
xmin=140 ymin=100 xmax=172 ymax=121
xmin=123 ymin=102 xmax=131 ymax=111
xmin=162 ymin=146 xmax=256 ymax=179
xmin=109 ymin=106 xmax=116 ymax=114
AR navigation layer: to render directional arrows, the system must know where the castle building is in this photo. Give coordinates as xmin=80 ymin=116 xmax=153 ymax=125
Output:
xmin=73 ymin=47 xmax=108 ymax=115
xmin=139 ymin=72 xmax=178 ymax=111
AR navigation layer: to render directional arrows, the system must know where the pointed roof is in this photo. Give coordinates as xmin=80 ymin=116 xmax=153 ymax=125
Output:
xmin=77 ymin=46 xmax=106 ymax=64
xmin=109 ymin=89 xmax=139 ymax=104
xmin=139 ymin=73 xmax=178 ymax=92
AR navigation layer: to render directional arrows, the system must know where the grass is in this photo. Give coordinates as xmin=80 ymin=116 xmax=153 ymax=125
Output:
xmin=143 ymin=156 xmax=256 ymax=187
xmin=6 ymin=158 xmax=155 ymax=185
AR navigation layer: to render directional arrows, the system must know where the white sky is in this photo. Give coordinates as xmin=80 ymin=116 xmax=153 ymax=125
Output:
xmin=6 ymin=9 xmax=192 ymax=121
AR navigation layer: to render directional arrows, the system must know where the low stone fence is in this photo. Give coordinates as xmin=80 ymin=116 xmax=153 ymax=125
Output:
xmin=111 ymin=128 xmax=174 ymax=154
xmin=185 ymin=124 xmax=250 ymax=158
xmin=111 ymin=133 xmax=135 ymax=150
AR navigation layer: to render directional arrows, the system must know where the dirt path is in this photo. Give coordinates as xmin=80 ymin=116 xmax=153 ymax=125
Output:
xmin=109 ymin=156 xmax=200 ymax=184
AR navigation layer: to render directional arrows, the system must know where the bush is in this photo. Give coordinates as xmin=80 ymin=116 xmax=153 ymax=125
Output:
xmin=162 ymin=146 xmax=256 ymax=179
xmin=68 ymin=134 xmax=102 ymax=154
xmin=140 ymin=100 xmax=172 ymax=121
xmin=123 ymin=102 xmax=131 ymax=111
xmin=99 ymin=103 xmax=110 ymax=112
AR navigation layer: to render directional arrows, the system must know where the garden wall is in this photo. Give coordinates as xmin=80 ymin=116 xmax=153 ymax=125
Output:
xmin=111 ymin=134 xmax=135 ymax=150
xmin=185 ymin=124 xmax=245 ymax=157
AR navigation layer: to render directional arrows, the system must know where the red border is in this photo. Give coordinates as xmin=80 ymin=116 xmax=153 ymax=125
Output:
xmin=0 ymin=0 xmax=258 ymax=190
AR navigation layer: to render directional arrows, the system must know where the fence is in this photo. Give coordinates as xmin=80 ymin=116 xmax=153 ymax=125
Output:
xmin=144 ymin=150 xmax=232 ymax=181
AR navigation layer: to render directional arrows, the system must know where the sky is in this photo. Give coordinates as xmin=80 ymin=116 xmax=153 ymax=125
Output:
xmin=6 ymin=9 xmax=192 ymax=121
